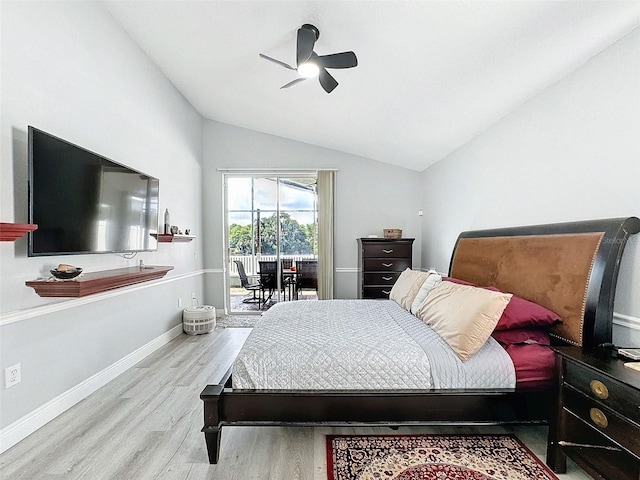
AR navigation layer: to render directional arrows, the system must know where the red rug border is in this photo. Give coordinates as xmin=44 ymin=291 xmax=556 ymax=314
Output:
xmin=325 ymin=433 xmax=559 ymax=480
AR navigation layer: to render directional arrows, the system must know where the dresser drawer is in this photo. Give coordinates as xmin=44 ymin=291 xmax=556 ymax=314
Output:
xmin=363 ymin=272 xmax=401 ymax=285
xmin=362 ymin=243 xmax=412 ymax=258
xmin=563 ymin=385 xmax=640 ymax=457
xmin=363 ymin=257 xmax=411 ymax=272
xmin=565 ymin=360 xmax=640 ymax=425
xmin=362 ymin=286 xmax=393 ymax=299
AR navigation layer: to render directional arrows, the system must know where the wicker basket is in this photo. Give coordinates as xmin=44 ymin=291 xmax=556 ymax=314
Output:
xmin=183 ymin=306 xmax=215 ymax=335
xmin=383 ymin=228 xmax=402 ymax=239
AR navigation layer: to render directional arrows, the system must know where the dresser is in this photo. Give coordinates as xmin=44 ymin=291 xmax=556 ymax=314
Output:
xmin=547 ymin=347 xmax=640 ymax=479
xmin=357 ymin=238 xmax=414 ymax=299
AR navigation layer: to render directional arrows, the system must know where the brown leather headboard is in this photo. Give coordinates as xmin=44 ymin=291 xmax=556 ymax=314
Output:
xmin=448 ymin=217 xmax=640 ymax=347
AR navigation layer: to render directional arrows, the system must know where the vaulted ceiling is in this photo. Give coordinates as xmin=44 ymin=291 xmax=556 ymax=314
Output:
xmin=103 ymin=1 xmax=640 ymax=171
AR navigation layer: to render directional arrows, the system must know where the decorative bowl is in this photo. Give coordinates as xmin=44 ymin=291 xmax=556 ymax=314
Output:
xmin=50 ymin=268 xmax=83 ymax=279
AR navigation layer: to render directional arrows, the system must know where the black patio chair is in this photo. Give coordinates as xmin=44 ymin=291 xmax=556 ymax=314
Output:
xmin=281 ymin=259 xmax=294 ymax=300
xmin=258 ymin=260 xmax=277 ymax=306
xmin=295 ymin=260 xmax=318 ymax=299
xmin=234 ymin=260 xmax=262 ymax=308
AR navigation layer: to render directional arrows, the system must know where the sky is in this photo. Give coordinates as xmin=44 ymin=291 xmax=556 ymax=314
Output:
xmin=227 ymin=176 xmax=317 ymax=226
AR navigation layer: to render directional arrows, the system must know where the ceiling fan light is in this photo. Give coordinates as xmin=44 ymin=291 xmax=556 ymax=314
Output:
xmin=298 ymin=61 xmax=319 ymax=78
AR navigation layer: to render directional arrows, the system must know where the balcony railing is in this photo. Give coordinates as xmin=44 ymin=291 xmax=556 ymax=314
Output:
xmin=229 ymin=254 xmax=317 ymax=277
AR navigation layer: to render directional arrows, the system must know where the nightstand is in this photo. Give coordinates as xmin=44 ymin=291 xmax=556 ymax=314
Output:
xmin=547 ymin=346 xmax=640 ymax=479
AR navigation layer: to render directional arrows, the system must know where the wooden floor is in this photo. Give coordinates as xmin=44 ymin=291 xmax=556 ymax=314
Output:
xmin=0 ymin=327 xmax=590 ymax=480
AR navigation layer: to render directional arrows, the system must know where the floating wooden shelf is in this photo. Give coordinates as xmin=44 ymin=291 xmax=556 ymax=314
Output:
xmin=0 ymin=222 xmax=38 ymax=241
xmin=151 ymin=234 xmax=195 ymax=243
xmin=25 ymin=265 xmax=173 ymax=298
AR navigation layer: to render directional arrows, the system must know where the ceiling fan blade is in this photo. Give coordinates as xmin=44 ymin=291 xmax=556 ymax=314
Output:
xmin=317 ymin=51 xmax=358 ymax=69
xmin=318 ymin=68 xmax=338 ymax=93
xmin=296 ymin=26 xmax=316 ymax=66
xmin=281 ymin=78 xmax=306 ymax=89
xmin=259 ymin=53 xmax=295 ymax=70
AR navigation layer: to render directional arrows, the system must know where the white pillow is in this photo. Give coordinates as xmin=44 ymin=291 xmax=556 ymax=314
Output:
xmin=410 ymin=272 xmax=442 ymax=314
xmin=414 ymin=281 xmax=512 ymax=361
xmin=389 ymin=268 xmax=429 ymax=310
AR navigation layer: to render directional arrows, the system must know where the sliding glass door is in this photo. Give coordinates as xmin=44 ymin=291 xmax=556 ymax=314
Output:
xmin=224 ymin=174 xmax=318 ymax=314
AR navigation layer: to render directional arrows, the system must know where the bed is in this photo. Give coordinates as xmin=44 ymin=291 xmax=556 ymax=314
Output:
xmin=201 ymin=217 xmax=640 ymax=465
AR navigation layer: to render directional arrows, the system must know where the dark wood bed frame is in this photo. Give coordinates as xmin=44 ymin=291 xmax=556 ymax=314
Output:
xmin=201 ymin=217 xmax=640 ymax=466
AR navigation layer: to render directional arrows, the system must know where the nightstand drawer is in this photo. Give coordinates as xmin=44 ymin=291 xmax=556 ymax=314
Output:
xmin=563 ymin=386 xmax=640 ymax=456
xmin=362 ymin=243 xmax=412 ymax=258
xmin=565 ymin=360 xmax=640 ymax=424
xmin=363 ymin=257 xmax=411 ymax=272
xmin=561 ymin=409 xmax=640 ymax=480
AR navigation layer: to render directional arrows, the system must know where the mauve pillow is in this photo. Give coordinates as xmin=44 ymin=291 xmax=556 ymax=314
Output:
xmin=443 ymin=278 xmax=561 ymax=331
xmin=485 ymin=286 xmax=560 ymax=330
xmin=491 ymin=328 xmax=550 ymax=345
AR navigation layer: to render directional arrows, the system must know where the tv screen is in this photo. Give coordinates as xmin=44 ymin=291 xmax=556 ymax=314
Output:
xmin=28 ymin=127 xmax=159 ymax=256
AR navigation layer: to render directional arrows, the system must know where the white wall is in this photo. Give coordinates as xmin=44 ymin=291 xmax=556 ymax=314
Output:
xmin=0 ymin=1 xmax=204 ymax=445
xmin=201 ymin=121 xmax=423 ymax=306
xmin=420 ymin=28 xmax=640 ymax=345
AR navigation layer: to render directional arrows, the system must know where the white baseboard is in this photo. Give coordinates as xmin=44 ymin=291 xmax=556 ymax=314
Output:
xmin=0 ymin=324 xmax=184 ymax=454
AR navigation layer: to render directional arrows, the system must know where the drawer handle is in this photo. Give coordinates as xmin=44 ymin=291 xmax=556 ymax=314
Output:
xmin=382 ymin=276 xmax=393 ymax=281
xmin=589 ymin=408 xmax=608 ymax=429
xmin=590 ymin=380 xmax=609 ymax=400
xmin=382 ymin=249 xmax=394 ymax=254
xmin=382 ymin=290 xmax=391 ymax=295
xmin=382 ymin=263 xmax=393 ymax=268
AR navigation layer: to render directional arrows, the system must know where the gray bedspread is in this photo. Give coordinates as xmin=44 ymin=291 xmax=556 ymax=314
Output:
xmin=232 ymin=300 xmax=515 ymax=390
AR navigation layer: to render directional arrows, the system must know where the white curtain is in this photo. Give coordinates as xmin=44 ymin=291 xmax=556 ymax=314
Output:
xmin=317 ymin=170 xmax=335 ymax=300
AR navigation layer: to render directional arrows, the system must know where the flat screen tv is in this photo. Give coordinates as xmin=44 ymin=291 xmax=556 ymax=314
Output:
xmin=28 ymin=126 xmax=159 ymax=256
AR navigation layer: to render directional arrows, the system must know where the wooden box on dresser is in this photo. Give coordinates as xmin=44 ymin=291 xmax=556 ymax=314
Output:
xmin=547 ymin=346 xmax=640 ymax=480
xmin=357 ymin=238 xmax=414 ymax=299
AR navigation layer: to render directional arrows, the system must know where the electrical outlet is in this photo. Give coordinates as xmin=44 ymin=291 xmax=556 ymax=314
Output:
xmin=5 ymin=363 xmax=21 ymax=389
xmin=178 ymin=298 xmax=183 ymax=308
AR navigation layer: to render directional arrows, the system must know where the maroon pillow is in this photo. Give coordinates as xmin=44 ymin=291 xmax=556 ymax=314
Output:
xmin=443 ymin=278 xmax=561 ymax=330
xmin=491 ymin=328 xmax=550 ymax=345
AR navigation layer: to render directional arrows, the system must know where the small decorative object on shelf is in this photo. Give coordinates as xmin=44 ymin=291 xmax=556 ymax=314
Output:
xmin=0 ymin=222 xmax=38 ymax=241
xmin=164 ymin=208 xmax=170 ymax=234
xmin=50 ymin=264 xmax=83 ymax=279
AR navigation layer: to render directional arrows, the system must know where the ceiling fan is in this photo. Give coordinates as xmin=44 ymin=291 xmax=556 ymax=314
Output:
xmin=259 ymin=24 xmax=358 ymax=93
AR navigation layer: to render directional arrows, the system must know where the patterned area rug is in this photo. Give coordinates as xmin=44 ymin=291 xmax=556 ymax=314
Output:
xmin=326 ymin=434 xmax=558 ymax=480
